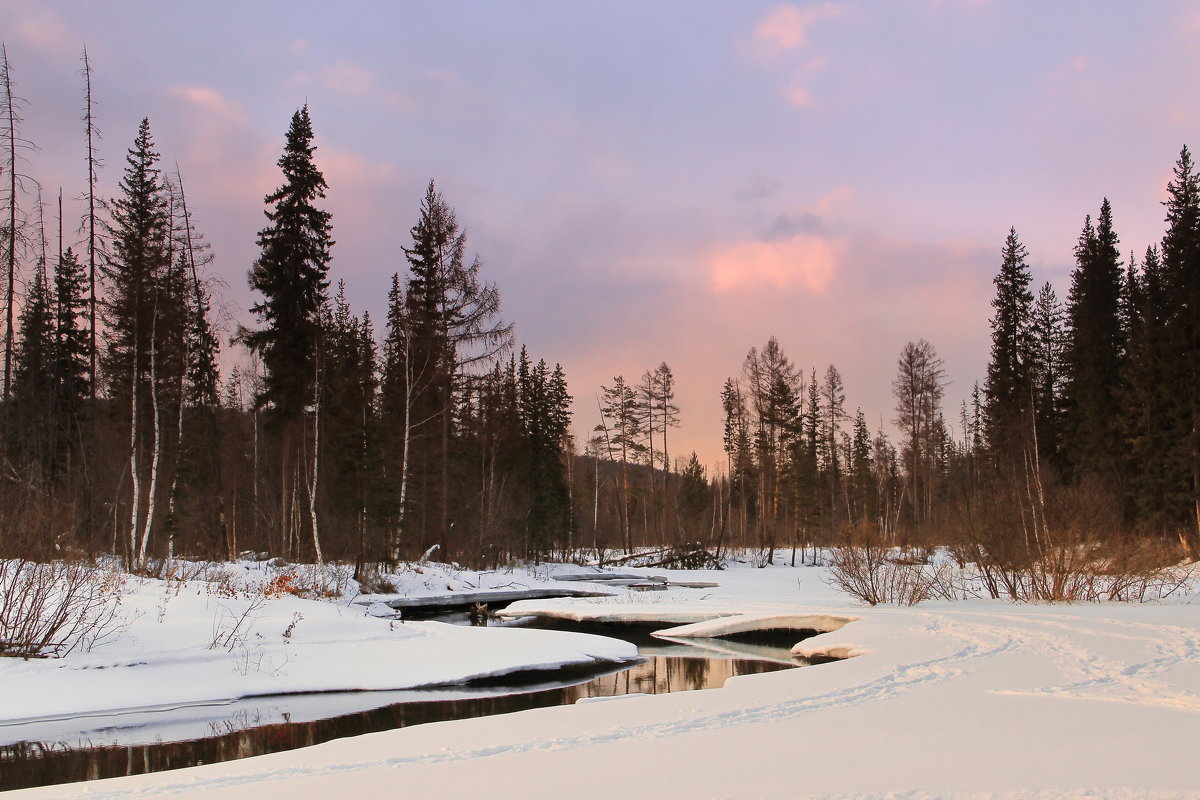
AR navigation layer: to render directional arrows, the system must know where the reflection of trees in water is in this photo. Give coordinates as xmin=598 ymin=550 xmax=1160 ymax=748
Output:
xmin=679 ymin=657 xmax=711 ymax=689
xmin=1 ymin=657 xmax=790 ymax=792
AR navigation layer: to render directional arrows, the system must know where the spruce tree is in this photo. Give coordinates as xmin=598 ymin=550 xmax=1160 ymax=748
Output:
xmin=1029 ymin=282 xmax=1066 ymax=469
xmin=53 ymin=247 xmax=90 ymax=414
xmin=676 ymin=452 xmax=709 ymax=540
xmin=102 ymin=118 xmax=174 ymax=569
xmin=102 ymin=118 xmax=170 ymax=396
xmin=1121 ymin=245 xmax=1185 ymax=530
xmin=244 ymin=106 xmax=333 ymax=560
xmin=245 ymin=105 xmax=332 ymax=421
xmin=983 ymin=228 xmax=1035 ymax=465
xmin=849 ymin=408 xmax=875 ymax=525
xmin=1062 ymin=200 xmax=1126 ymax=485
xmin=1160 ymin=147 xmax=1200 ymax=544
xmin=11 ymin=265 xmax=55 ymax=477
xmin=821 ymin=364 xmax=848 ymax=524
xmin=401 ymin=181 xmax=511 ymax=555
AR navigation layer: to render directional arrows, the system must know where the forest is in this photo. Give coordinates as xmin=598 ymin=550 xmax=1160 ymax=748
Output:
xmin=2 ymin=47 xmax=1199 ymax=581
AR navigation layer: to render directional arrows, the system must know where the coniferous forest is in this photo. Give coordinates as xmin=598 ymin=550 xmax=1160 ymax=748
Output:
xmin=2 ymin=49 xmax=1200 ymax=577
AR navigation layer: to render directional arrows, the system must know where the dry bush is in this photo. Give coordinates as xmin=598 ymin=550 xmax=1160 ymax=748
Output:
xmin=826 ymin=526 xmax=947 ymax=606
xmin=0 ymin=559 xmax=130 ymax=657
xmin=354 ymin=565 xmax=399 ymax=595
xmin=830 ymin=520 xmax=1198 ymax=605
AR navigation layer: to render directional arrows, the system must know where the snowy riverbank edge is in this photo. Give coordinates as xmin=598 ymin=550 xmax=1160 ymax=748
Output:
xmin=7 ymin=558 xmax=1200 ymax=799
xmin=0 ymin=559 xmax=641 ymax=727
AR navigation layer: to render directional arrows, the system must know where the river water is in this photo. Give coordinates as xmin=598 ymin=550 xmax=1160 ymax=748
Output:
xmin=0 ymin=621 xmax=816 ymax=792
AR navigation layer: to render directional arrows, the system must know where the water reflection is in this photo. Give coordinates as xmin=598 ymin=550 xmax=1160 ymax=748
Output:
xmin=0 ymin=635 xmax=797 ymax=792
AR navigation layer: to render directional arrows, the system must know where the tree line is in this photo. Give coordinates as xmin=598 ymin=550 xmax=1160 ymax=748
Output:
xmin=2 ymin=46 xmax=1198 ymax=572
xmin=0 ymin=52 xmax=577 ymax=571
xmin=701 ymin=150 xmax=1200 ymax=565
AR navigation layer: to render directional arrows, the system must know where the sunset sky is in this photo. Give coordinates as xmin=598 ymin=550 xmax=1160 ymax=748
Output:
xmin=4 ymin=0 xmax=1200 ymax=468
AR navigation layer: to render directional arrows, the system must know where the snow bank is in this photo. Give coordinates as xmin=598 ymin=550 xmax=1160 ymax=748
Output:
xmin=7 ymin=556 xmax=1200 ymax=800
xmin=0 ymin=567 xmax=637 ymax=728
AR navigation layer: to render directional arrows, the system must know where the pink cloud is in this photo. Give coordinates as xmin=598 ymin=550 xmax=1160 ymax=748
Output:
xmin=316 ymin=145 xmax=398 ymax=188
xmin=321 ymin=59 xmax=376 ymax=95
xmin=784 ymin=58 xmax=828 ymax=108
xmin=15 ymin=11 xmax=71 ymax=51
xmin=786 ymin=82 xmax=816 ymax=108
xmin=709 ymin=233 xmax=845 ymax=292
xmin=168 ymin=86 xmax=247 ymax=124
xmin=754 ymin=3 xmax=846 ymax=54
xmin=817 ymin=184 xmax=855 ymax=215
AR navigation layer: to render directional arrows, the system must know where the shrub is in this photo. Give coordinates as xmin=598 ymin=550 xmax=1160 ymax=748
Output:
xmin=0 ymin=559 xmax=130 ymax=658
xmin=827 ymin=540 xmax=945 ymax=606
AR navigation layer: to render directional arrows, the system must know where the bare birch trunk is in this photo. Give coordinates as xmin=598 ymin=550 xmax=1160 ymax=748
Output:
xmin=309 ymin=359 xmax=325 ymax=572
xmin=138 ymin=319 xmax=164 ymax=572
xmin=394 ymin=358 xmax=414 ymax=561
xmin=128 ymin=331 xmax=141 ymax=569
xmin=168 ymin=342 xmax=186 ymax=562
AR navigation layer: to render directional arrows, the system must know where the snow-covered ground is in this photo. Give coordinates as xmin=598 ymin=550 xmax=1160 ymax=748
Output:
xmin=5 ymin=554 xmax=1200 ymax=799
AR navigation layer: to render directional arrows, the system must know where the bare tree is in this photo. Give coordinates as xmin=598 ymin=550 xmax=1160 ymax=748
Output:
xmin=892 ymin=339 xmax=947 ymax=532
xmin=1 ymin=44 xmax=35 ymax=404
xmin=81 ymin=47 xmax=102 ymax=403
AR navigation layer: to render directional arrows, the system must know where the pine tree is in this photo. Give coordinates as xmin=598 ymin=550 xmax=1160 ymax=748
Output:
xmin=244 ymin=106 xmax=333 ymax=560
xmin=1159 ymin=146 xmax=1200 ymax=545
xmin=1061 ymin=200 xmax=1126 ymax=486
xmin=53 ymin=247 xmax=90 ymax=415
xmin=720 ymin=377 xmax=753 ymax=542
xmin=983 ymin=228 xmax=1036 ymax=465
xmin=1029 ymin=282 xmax=1066 ymax=469
xmin=523 ymin=358 xmax=573 ymax=557
xmin=893 ymin=339 xmax=946 ymax=529
xmin=596 ymin=374 xmax=643 ymax=551
xmin=174 ymin=171 xmax=219 ymax=407
xmin=796 ymin=367 xmax=822 ymax=533
xmin=245 ymin=105 xmax=332 ymax=421
xmin=1122 ymin=245 xmax=1184 ymax=530
xmin=102 ymin=118 xmax=174 ymax=569
xmin=821 ymin=364 xmax=848 ymax=524
xmin=742 ymin=338 xmax=800 ymax=552
xmin=11 ymin=263 xmax=55 ymax=477
xmin=102 ymin=118 xmax=170 ymax=394
xmin=401 ymin=181 xmax=511 ymax=555
xmin=676 ymin=452 xmax=709 ymax=541
xmin=848 ymin=408 xmax=875 ymax=525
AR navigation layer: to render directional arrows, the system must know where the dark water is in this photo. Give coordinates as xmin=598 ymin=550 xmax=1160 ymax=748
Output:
xmin=0 ymin=623 xmax=815 ymax=793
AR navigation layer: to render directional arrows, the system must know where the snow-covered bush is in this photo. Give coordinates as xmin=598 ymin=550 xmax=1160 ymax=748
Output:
xmin=0 ymin=559 xmax=130 ymax=657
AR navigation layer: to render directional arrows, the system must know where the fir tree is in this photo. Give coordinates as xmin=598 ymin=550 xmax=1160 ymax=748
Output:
xmin=676 ymin=452 xmax=709 ymax=539
xmin=245 ymin=105 xmax=332 ymax=421
xmin=1121 ymin=245 xmax=1185 ymax=529
xmin=401 ymin=181 xmax=511 ymax=555
xmin=101 ymin=118 xmax=175 ymax=569
xmin=1029 ymin=282 xmax=1066 ymax=468
xmin=1062 ymin=200 xmax=1126 ymax=485
xmin=11 ymin=265 xmax=55 ymax=476
xmin=53 ymin=246 xmax=90 ymax=413
xmin=983 ymin=228 xmax=1035 ymax=464
xmin=101 ymin=118 xmax=170 ymax=397
xmin=1159 ymin=146 xmax=1200 ymax=544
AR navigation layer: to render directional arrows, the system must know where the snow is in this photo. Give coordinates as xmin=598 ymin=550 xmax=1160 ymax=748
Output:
xmin=5 ymin=554 xmax=1200 ymax=799
xmin=0 ymin=559 xmax=636 ymax=732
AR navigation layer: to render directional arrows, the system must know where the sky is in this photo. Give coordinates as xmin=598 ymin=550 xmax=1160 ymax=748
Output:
xmin=3 ymin=0 xmax=1200 ymax=469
